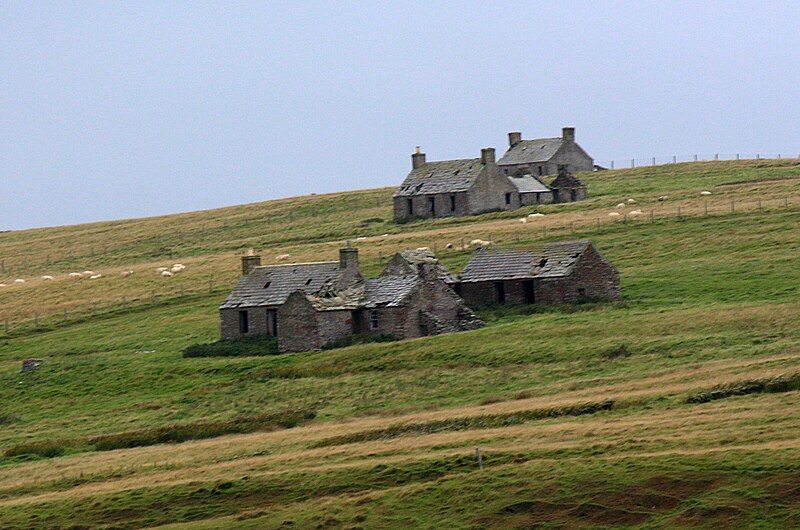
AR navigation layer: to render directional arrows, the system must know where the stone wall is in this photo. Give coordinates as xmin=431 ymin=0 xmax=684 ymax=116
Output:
xmin=551 ymin=142 xmax=594 ymax=174
xmin=220 ymin=306 xmax=272 ymax=340
xmin=520 ymin=191 xmax=554 ymax=206
xmin=536 ymin=245 xmax=620 ymax=303
xmin=553 ymin=186 xmax=588 ymax=203
xmin=393 ymin=191 xmax=470 ymax=221
xmin=467 ymin=166 xmax=519 ymax=214
xmin=458 ymin=279 xmax=533 ymax=306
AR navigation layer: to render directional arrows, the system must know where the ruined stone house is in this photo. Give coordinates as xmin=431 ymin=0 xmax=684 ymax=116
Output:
xmin=393 ymin=127 xmax=592 ymax=222
xmin=220 ymin=246 xmax=483 ymax=352
xmin=456 ymin=240 xmax=620 ymax=306
xmin=498 ymin=127 xmax=594 ymax=178
xmin=392 ymin=147 xmax=519 ymax=222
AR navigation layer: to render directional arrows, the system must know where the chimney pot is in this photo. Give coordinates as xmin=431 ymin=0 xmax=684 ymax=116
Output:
xmin=480 ymin=147 xmax=496 ymax=165
xmin=562 ymin=127 xmax=575 ymax=142
xmin=339 ymin=246 xmax=359 ymax=271
xmin=508 ymin=132 xmax=522 ymax=147
xmin=412 ymin=148 xmax=426 ymax=169
xmin=241 ymin=254 xmax=261 ymax=276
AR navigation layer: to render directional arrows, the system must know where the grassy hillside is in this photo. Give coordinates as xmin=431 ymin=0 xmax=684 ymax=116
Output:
xmin=1 ymin=159 xmax=800 ymax=528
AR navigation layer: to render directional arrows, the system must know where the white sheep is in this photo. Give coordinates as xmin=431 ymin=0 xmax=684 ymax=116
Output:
xmin=629 ymin=210 xmax=643 ymax=216
xmin=14 ymin=279 xmax=25 ymax=284
xmin=657 ymin=195 xmax=669 ymax=202
xmin=121 ymin=270 xmax=134 ymax=278
xmin=608 ymin=212 xmax=621 ymax=217
xmin=416 ymin=247 xmax=430 ymax=252
xmin=381 ymin=234 xmax=389 ymax=238
xmin=156 ymin=267 xmax=169 ymax=273
xmin=527 ymin=213 xmax=545 ymax=218
xmin=627 ymin=198 xmax=636 ymax=204
xmin=469 ymin=239 xmax=492 ymax=247
xmin=519 ymin=217 xmax=527 ymax=224
xmin=445 ymin=243 xmax=453 ymax=249
xmin=0 ymin=283 xmax=6 ymax=287
xmin=700 ymin=190 xmax=712 ymax=196
xmin=41 ymin=275 xmax=54 ymax=281
xmin=355 ymin=236 xmax=367 ymax=241
xmin=161 ymin=270 xmax=174 ymax=277
xmin=82 ymin=271 xmax=95 ymax=277
xmin=616 ymin=203 xmax=626 ymax=209
xmin=275 ymin=254 xmax=291 ymax=261
xmin=89 ymin=274 xmax=102 ymax=280
xmin=68 ymin=272 xmax=83 ymax=279
xmin=170 ymin=264 xmax=185 ymax=273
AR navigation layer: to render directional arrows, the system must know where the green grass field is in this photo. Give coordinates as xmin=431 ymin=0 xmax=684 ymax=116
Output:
xmin=1 ymin=159 xmax=800 ymax=528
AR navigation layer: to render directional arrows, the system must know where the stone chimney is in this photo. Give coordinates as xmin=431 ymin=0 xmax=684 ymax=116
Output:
xmin=339 ymin=242 xmax=359 ymax=271
xmin=412 ymin=146 xmax=426 ymax=169
xmin=480 ymin=147 xmax=496 ymax=165
xmin=416 ymin=262 xmax=439 ymax=282
xmin=508 ymin=132 xmax=522 ymax=147
xmin=562 ymin=127 xmax=575 ymax=143
xmin=241 ymin=250 xmax=261 ymax=276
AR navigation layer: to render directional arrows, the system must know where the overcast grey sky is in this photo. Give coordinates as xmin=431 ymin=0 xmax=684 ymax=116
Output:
xmin=2 ymin=1 xmax=799 ymax=230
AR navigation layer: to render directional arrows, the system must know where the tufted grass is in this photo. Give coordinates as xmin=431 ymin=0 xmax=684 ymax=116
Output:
xmin=0 ymin=160 xmax=799 ymax=526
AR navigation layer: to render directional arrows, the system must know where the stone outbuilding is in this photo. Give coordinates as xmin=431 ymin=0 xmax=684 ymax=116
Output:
xmin=278 ymin=264 xmax=482 ymax=352
xmin=497 ymin=127 xmax=594 ymax=178
xmin=392 ymin=147 xmax=519 ymax=222
xmin=549 ymin=167 xmax=588 ymax=203
xmin=456 ymin=240 xmax=620 ymax=306
xmin=219 ymin=246 xmax=362 ymax=341
xmin=220 ymin=246 xmax=483 ymax=352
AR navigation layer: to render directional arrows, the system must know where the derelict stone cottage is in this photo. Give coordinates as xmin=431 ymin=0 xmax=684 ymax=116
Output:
xmin=393 ymin=127 xmax=592 ymax=222
xmin=497 ymin=127 xmax=594 ymax=177
xmin=220 ymin=246 xmax=483 ymax=352
xmin=392 ymin=147 xmax=518 ymax=222
xmin=456 ymin=240 xmax=620 ymax=306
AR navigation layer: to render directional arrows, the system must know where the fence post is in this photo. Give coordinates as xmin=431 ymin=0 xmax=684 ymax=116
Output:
xmin=672 ymin=155 xmax=677 ymax=164
xmin=784 ymin=197 xmax=789 ymax=208
xmin=4 ymin=319 xmax=8 ymax=334
xmin=63 ymin=308 xmax=68 ymax=321
xmin=704 ymin=201 xmax=708 ymax=216
xmin=610 ymin=160 xmax=614 ymax=169
xmin=694 ymin=154 xmax=698 ymax=162
xmin=650 ymin=210 xmax=654 ymax=223
xmin=570 ymin=221 xmax=575 ymax=233
xmin=677 ymin=206 xmax=682 ymax=219
xmin=208 ymin=279 xmax=213 ymax=293
xmin=151 ymin=290 xmax=156 ymax=304
xmin=731 ymin=200 xmax=735 ymax=213
xmin=756 ymin=153 xmax=760 ymax=159
xmin=476 ymin=447 xmax=483 ymax=470
xmin=461 ymin=238 xmax=465 ymax=251
xmin=631 ymin=158 xmax=635 ymax=168
xmin=736 ymin=153 xmax=740 ymax=160
xmin=596 ymin=218 xmax=600 ymax=230
xmin=0 ymin=259 xmax=4 ymax=273
xmin=92 ymin=302 xmax=97 ymax=316
xmin=715 ymin=153 xmax=719 ymax=161
xmin=652 ymin=157 xmax=656 ymax=166
xmin=34 ymin=312 xmax=39 ymax=328
xmin=758 ymin=199 xmax=762 ymax=211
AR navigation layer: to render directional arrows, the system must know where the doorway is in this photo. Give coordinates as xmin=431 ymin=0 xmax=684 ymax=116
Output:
xmin=523 ymin=280 xmax=535 ymax=304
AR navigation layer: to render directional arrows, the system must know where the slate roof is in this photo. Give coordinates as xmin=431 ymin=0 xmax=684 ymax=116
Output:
xmin=393 ymin=158 xmax=484 ymax=197
xmin=219 ymin=261 xmax=344 ymax=309
xmin=459 ymin=240 xmax=593 ymax=282
xmin=507 ymin=175 xmax=552 ymax=194
xmin=362 ymin=276 xmax=420 ymax=308
xmin=385 ymin=249 xmax=457 ymax=283
xmin=307 ymin=275 xmax=421 ymax=310
xmin=550 ymin=171 xmax=586 ymax=189
xmin=497 ymin=138 xmax=563 ymax=166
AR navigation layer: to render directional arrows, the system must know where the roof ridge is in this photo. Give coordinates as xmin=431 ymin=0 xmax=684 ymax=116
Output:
xmin=254 ymin=260 xmax=338 ymax=269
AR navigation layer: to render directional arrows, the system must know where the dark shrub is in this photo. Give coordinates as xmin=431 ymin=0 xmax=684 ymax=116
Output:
xmin=89 ymin=407 xmax=316 ymax=451
xmin=5 ymin=440 xmax=65 ymax=458
xmin=183 ymin=336 xmax=279 ymax=358
xmin=321 ymin=333 xmax=396 ymax=350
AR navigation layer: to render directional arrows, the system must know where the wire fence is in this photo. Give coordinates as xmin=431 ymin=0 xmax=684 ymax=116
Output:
xmin=602 ymin=153 xmax=799 ymax=170
xmin=1 ymin=193 xmax=796 ymax=338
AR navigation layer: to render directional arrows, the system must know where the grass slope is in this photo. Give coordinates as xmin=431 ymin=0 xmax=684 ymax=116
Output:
xmin=0 ymin=159 xmax=799 ymax=528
